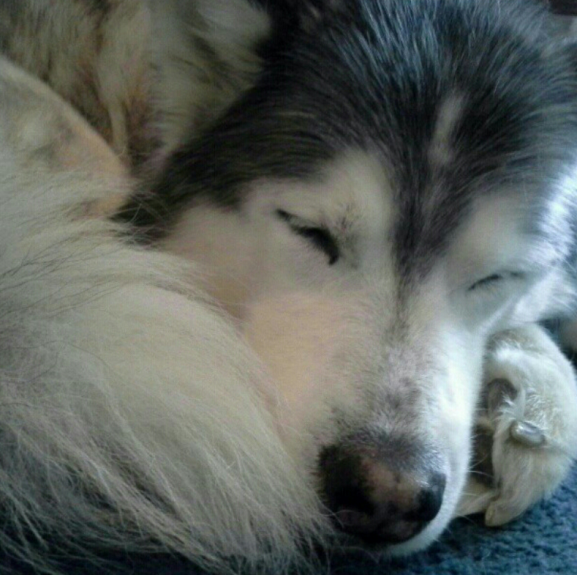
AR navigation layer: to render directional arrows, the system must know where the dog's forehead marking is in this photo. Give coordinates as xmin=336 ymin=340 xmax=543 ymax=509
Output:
xmin=428 ymin=94 xmax=466 ymax=169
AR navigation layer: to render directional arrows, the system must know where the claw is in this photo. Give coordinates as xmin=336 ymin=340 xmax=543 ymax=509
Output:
xmin=510 ymin=420 xmax=546 ymax=447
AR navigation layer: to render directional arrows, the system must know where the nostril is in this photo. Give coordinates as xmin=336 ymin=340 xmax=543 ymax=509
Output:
xmin=328 ymin=484 xmax=378 ymax=534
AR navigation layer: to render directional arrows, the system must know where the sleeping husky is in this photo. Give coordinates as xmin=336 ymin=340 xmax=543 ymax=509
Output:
xmin=1 ymin=0 xmax=577 ymax=572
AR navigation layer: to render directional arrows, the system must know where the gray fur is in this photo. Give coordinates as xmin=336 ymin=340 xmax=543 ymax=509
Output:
xmin=124 ymin=0 xmax=577 ymax=285
xmin=1 ymin=0 xmax=577 ymax=573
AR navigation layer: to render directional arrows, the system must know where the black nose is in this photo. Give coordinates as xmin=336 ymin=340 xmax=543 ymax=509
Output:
xmin=319 ymin=439 xmax=446 ymax=545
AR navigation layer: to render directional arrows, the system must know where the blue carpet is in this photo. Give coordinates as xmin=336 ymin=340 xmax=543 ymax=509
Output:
xmin=3 ymin=464 xmax=576 ymax=574
xmin=330 ymin=463 xmax=577 ymax=575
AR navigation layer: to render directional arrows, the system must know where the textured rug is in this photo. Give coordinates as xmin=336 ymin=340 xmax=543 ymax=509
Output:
xmin=4 ymin=463 xmax=576 ymax=574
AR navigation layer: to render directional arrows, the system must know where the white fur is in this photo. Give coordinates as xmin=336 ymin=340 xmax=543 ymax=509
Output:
xmin=2 ymin=1 xmax=577 ymax=573
xmin=458 ymin=325 xmax=577 ymax=525
xmin=0 ymin=57 xmax=324 ymax=572
xmin=428 ymin=94 xmax=466 ymax=167
xmin=166 ymin=150 xmax=577 ymax=552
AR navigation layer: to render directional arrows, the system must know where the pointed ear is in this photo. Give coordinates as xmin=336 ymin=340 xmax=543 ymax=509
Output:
xmin=147 ymin=0 xmax=272 ymax=152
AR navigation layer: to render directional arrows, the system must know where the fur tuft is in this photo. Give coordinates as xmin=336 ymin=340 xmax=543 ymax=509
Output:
xmin=0 ymin=57 xmax=325 ymax=574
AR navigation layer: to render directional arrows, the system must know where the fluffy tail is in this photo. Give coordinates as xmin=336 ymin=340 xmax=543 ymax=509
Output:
xmin=0 ymin=57 xmax=324 ymax=573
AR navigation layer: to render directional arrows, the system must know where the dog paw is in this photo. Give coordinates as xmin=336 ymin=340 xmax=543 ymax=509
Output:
xmin=458 ymin=324 xmax=577 ymax=526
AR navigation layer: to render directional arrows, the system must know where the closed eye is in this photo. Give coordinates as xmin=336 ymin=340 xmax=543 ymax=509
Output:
xmin=468 ymin=272 xmax=525 ymax=292
xmin=276 ymin=210 xmax=340 ymax=265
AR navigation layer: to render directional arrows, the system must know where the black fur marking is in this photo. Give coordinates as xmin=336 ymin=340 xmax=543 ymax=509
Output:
xmin=548 ymin=0 xmax=577 ymax=15
xmin=120 ymin=0 xmax=577 ymax=282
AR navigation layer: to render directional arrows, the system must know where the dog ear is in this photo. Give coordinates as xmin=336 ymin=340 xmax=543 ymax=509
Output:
xmin=147 ymin=0 xmax=272 ymax=153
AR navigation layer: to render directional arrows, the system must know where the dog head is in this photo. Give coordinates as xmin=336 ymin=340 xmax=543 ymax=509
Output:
xmin=135 ymin=0 xmax=577 ymax=553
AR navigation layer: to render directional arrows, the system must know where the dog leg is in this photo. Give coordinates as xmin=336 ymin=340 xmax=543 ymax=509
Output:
xmin=458 ymin=324 xmax=577 ymax=526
